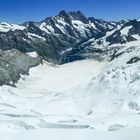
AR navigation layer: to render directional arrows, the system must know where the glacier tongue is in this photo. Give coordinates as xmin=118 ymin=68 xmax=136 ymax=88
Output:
xmin=0 ymin=60 xmax=107 ymax=130
xmin=0 ymin=44 xmax=140 ymax=131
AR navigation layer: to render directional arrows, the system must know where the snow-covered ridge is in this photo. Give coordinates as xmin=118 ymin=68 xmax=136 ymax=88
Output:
xmin=120 ymin=25 xmax=132 ymax=36
xmin=0 ymin=22 xmax=26 ymax=32
xmin=0 ymin=11 xmax=131 ymax=64
xmin=81 ymin=19 xmax=140 ymax=52
xmin=39 ymin=22 xmax=55 ymax=34
xmin=27 ymin=33 xmax=46 ymax=41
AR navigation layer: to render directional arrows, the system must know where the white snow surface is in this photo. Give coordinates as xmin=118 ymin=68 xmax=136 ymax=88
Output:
xmin=0 ymin=46 xmax=140 ymax=139
xmin=26 ymin=51 xmax=38 ymax=58
xmin=120 ymin=25 xmax=132 ymax=36
xmin=0 ymin=60 xmax=106 ymax=129
xmin=72 ymin=20 xmax=97 ymax=36
xmin=39 ymin=22 xmax=55 ymax=34
xmin=1 ymin=127 xmax=140 ymax=140
xmin=27 ymin=33 xmax=46 ymax=41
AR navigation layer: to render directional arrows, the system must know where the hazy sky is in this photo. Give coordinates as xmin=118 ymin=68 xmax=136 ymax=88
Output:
xmin=0 ymin=0 xmax=139 ymax=23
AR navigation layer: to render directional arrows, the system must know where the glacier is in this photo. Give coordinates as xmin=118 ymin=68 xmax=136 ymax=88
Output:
xmin=0 ymin=43 xmax=140 ymax=139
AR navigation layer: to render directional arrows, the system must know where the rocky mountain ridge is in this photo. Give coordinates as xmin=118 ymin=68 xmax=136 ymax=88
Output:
xmin=0 ymin=11 xmax=140 ymax=86
xmin=0 ymin=10 xmax=127 ymax=63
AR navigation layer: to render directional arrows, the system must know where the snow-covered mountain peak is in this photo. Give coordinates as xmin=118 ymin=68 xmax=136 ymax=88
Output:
xmin=58 ymin=10 xmax=88 ymax=22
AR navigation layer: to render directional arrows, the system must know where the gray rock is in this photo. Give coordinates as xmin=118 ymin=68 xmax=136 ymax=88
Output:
xmin=0 ymin=49 xmax=41 ymax=86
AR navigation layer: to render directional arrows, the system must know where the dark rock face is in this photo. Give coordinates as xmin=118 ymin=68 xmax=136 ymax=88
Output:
xmin=58 ymin=10 xmax=89 ymax=24
xmin=0 ymin=29 xmax=35 ymax=52
xmin=127 ymin=57 xmax=140 ymax=64
xmin=0 ymin=49 xmax=41 ymax=86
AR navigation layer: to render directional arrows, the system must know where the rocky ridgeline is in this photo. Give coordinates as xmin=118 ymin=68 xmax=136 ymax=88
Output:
xmin=0 ymin=49 xmax=40 ymax=86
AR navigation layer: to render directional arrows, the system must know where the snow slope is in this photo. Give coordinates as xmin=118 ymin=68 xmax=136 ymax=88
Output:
xmin=0 ymin=45 xmax=140 ymax=139
xmin=0 ymin=60 xmax=107 ymax=130
xmin=1 ymin=127 xmax=140 ymax=140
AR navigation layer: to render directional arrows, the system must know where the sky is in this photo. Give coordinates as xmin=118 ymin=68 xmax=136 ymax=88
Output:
xmin=0 ymin=0 xmax=139 ymax=23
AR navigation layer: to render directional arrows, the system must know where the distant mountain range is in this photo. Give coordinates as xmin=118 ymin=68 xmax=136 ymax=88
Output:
xmin=0 ymin=10 xmax=140 ymax=85
xmin=0 ymin=10 xmax=139 ymax=63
